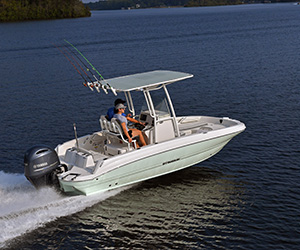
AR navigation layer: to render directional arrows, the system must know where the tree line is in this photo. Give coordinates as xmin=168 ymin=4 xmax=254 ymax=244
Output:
xmin=0 ymin=0 xmax=91 ymax=22
xmin=87 ymin=0 xmax=295 ymax=10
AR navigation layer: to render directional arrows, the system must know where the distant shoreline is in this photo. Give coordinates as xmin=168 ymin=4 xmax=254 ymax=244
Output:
xmin=86 ymin=0 xmax=298 ymax=11
xmin=1 ymin=1 xmax=297 ymax=22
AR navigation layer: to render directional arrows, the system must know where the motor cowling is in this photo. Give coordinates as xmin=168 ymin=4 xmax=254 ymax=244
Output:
xmin=24 ymin=145 xmax=61 ymax=188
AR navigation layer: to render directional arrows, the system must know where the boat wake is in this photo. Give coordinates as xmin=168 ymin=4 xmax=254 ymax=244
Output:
xmin=0 ymin=171 xmax=125 ymax=248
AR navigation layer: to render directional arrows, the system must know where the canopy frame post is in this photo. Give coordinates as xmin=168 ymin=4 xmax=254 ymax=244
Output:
xmin=163 ymin=84 xmax=180 ymax=138
xmin=125 ymin=91 xmax=135 ymax=116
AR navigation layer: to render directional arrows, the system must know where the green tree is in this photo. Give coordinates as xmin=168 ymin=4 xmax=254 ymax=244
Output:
xmin=0 ymin=0 xmax=91 ymax=22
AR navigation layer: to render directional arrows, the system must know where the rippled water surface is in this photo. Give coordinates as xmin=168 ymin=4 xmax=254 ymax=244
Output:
xmin=0 ymin=3 xmax=299 ymax=249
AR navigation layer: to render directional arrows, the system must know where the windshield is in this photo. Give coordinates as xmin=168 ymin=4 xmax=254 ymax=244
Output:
xmin=140 ymin=89 xmax=171 ymax=118
xmin=153 ymin=97 xmax=170 ymax=117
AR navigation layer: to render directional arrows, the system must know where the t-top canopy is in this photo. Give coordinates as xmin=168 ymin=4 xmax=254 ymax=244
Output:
xmin=102 ymin=70 xmax=193 ymax=92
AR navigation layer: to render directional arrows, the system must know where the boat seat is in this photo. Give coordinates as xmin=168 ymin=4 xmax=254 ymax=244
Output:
xmin=99 ymin=115 xmax=137 ymax=150
xmin=100 ymin=115 xmax=109 ymax=131
xmin=104 ymin=144 xmax=128 ymax=156
xmin=110 ymin=118 xmax=137 ymax=147
xmin=64 ymin=148 xmax=95 ymax=169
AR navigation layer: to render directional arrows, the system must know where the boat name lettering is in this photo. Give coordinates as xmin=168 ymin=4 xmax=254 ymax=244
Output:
xmin=162 ymin=158 xmax=180 ymax=165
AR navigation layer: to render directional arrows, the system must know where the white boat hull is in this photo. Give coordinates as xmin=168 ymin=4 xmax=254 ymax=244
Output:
xmin=58 ymin=127 xmax=243 ymax=196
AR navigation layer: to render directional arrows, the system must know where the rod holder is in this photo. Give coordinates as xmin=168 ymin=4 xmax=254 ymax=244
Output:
xmin=73 ymin=123 xmax=79 ymax=149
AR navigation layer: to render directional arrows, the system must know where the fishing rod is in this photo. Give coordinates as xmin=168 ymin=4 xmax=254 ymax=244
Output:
xmin=64 ymin=39 xmax=117 ymax=96
xmin=64 ymin=44 xmax=107 ymax=94
xmin=62 ymin=45 xmax=97 ymax=92
xmin=52 ymin=43 xmax=93 ymax=91
xmin=64 ymin=39 xmax=114 ymax=95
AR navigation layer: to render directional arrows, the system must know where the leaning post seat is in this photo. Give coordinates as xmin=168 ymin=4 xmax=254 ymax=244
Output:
xmin=110 ymin=118 xmax=137 ymax=148
xmin=99 ymin=115 xmax=107 ymax=131
xmin=99 ymin=115 xmax=137 ymax=150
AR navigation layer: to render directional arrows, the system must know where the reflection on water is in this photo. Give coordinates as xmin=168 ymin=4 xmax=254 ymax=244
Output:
xmin=90 ymin=167 xmax=246 ymax=249
xmin=7 ymin=166 xmax=246 ymax=249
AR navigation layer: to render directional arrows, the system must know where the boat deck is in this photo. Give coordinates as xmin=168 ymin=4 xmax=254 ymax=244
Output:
xmin=177 ymin=116 xmax=227 ymax=136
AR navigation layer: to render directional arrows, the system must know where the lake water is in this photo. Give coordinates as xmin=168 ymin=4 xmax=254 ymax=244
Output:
xmin=0 ymin=3 xmax=300 ymax=249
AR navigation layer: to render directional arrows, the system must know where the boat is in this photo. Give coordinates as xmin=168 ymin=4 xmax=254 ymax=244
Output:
xmin=24 ymin=70 xmax=246 ymax=196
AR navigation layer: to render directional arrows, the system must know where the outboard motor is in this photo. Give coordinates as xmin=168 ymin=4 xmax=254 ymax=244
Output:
xmin=24 ymin=145 xmax=61 ymax=188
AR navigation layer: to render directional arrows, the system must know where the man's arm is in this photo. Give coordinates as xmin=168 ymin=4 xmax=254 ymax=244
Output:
xmin=127 ymin=116 xmax=145 ymax=125
xmin=121 ymin=123 xmax=132 ymax=143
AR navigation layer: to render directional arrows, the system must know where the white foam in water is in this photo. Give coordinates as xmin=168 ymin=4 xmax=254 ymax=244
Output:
xmin=0 ymin=171 xmax=125 ymax=247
